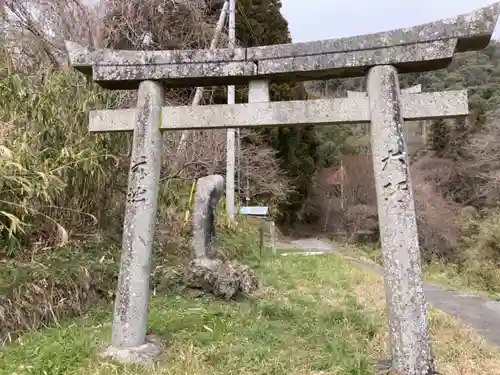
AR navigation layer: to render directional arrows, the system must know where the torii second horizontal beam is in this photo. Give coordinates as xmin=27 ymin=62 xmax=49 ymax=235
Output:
xmin=89 ymin=90 xmax=468 ymax=132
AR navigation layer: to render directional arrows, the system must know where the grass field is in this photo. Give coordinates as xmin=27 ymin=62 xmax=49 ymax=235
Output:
xmin=1 ymin=253 xmax=499 ymax=375
xmin=348 ymin=243 xmax=500 ymax=300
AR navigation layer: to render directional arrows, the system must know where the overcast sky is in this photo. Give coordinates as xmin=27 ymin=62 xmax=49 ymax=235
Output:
xmin=280 ymin=0 xmax=500 ymax=42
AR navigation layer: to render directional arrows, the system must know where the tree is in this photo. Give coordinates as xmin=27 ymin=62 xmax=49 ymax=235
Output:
xmin=235 ymin=0 xmax=320 ymax=223
xmin=100 ymin=0 xmax=321 ymax=222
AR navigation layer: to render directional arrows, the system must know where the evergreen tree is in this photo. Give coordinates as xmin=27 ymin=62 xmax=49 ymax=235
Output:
xmin=235 ymin=0 xmax=319 ymax=223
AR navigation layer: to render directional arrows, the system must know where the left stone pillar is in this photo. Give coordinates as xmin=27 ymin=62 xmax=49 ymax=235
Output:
xmin=103 ymin=80 xmax=165 ymax=364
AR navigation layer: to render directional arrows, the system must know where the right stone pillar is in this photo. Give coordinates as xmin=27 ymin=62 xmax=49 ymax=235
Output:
xmin=367 ymin=65 xmax=435 ymax=375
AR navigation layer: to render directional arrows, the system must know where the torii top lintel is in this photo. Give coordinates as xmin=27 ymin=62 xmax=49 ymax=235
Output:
xmin=66 ymin=3 xmax=500 ymax=90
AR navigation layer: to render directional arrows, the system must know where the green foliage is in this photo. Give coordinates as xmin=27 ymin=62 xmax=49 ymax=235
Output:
xmin=407 ymin=43 xmax=500 ymax=158
xmin=216 ymin=215 xmax=269 ymax=262
xmin=458 ymin=212 xmax=500 ymax=291
xmin=414 ymin=211 xmax=500 ymax=299
xmin=315 ymin=124 xmax=369 ymax=167
xmin=312 ymin=40 xmax=500 ymax=161
xmin=416 ymin=43 xmax=500 ymax=122
xmin=0 ymin=255 xmax=379 ymax=375
xmin=0 ymin=70 xmax=129 ymax=256
xmin=236 ymin=0 xmax=290 ymax=47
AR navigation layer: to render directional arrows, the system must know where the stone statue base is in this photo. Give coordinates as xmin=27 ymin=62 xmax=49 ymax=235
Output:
xmin=99 ymin=334 xmax=165 ymax=366
xmin=184 ymin=257 xmax=259 ymax=299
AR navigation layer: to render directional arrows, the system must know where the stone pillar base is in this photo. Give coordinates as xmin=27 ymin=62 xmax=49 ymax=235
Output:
xmin=99 ymin=335 xmax=165 ymax=366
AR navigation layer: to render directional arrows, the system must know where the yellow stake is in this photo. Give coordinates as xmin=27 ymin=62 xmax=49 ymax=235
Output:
xmin=183 ymin=180 xmax=196 ymax=227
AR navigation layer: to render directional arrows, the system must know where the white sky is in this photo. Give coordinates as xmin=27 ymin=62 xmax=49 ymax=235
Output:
xmin=280 ymin=0 xmax=500 ymax=42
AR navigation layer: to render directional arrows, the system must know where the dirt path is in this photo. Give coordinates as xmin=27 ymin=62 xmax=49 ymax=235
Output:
xmin=277 ymin=237 xmax=500 ymax=347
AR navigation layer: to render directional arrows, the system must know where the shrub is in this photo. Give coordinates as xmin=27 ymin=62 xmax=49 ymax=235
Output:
xmin=455 ymin=212 xmax=500 ymax=293
xmin=0 ymin=70 xmax=129 ymax=256
xmin=0 ymin=241 xmax=120 ymax=344
xmin=342 ymin=204 xmax=378 ymax=243
xmin=411 ymin=158 xmax=462 ymax=263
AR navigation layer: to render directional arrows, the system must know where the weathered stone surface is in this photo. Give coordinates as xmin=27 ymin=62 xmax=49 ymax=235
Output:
xmin=100 ymin=334 xmax=165 ymax=366
xmin=89 ymin=109 xmax=137 ymax=132
xmin=348 ymin=85 xmax=422 ymax=98
xmin=367 ymin=65 xmax=434 ymax=375
xmin=192 ymin=175 xmax=224 ymax=259
xmin=347 ymin=85 xmax=422 ymax=99
xmin=404 ymin=84 xmax=422 ymax=94
xmin=111 ymin=81 xmax=164 ymax=349
xmin=65 ymin=3 xmax=500 ymax=88
xmin=184 ymin=258 xmax=259 ymax=299
xmin=248 ymin=80 xmax=270 ymax=102
xmin=93 ymin=62 xmax=257 ymax=90
xmin=64 ymin=41 xmax=246 ymax=74
xmin=89 ymin=91 xmax=468 ymax=132
xmin=347 ymin=91 xmax=367 ymax=99
xmin=257 ymin=39 xmax=457 ymax=79
xmin=400 ymin=85 xmax=425 ymax=159
xmin=247 ymin=3 xmax=500 ymax=60
xmin=402 ymin=90 xmax=468 ymax=120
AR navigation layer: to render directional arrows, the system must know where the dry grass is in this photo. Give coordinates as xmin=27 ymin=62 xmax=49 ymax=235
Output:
xmin=0 ymin=215 xmax=263 ymax=345
xmin=353 ymin=270 xmax=500 ymax=375
xmin=1 ymin=254 xmax=499 ymax=375
xmin=348 ymin=231 xmax=500 ymax=301
xmin=0 ymin=242 xmax=121 ymax=345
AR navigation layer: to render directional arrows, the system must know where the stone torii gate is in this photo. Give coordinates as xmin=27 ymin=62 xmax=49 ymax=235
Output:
xmin=66 ymin=3 xmax=499 ymax=373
